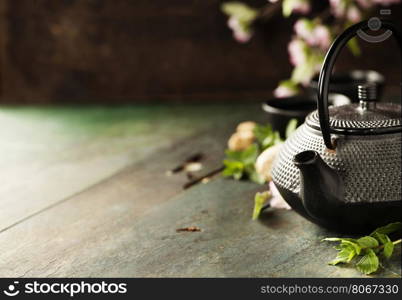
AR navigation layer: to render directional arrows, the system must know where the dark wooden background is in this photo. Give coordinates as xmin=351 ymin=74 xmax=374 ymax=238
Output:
xmin=0 ymin=0 xmax=400 ymax=104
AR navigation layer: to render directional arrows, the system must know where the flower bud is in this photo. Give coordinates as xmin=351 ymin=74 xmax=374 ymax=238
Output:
xmin=227 ymin=131 xmax=255 ymax=151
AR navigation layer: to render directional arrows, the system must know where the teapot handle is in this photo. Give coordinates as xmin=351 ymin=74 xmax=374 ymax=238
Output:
xmin=317 ymin=20 xmax=402 ymax=149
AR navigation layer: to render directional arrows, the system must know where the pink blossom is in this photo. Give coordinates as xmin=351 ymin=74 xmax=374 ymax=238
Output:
xmin=294 ymin=19 xmax=313 ymax=43
xmin=227 ymin=17 xmax=238 ymax=31
xmin=313 ymin=25 xmax=331 ymax=50
xmin=329 ymin=0 xmax=366 ymax=22
xmin=273 ymin=85 xmax=297 ymax=98
xmin=294 ymin=20 xmax=331 ymax=50
xmin=288 ymin=39 xmax=308 ymax=66
xmin=227 ymin=17 xmax=252 ymax=43
xmin=292 ymin=0 xmax=311 ymax=14
xmin=329 ymin=0 xmax=347 ymax=17
xmin=269 ymin=181 xmax=291 ymax=210
xmin=372 ymin=0 xmax=401 ymax=5
xmin=283 ymin=0 xmax=311 ymax=17
xmin=233 ymin=30 xmax=252 ymax=43
xmin=347 ymin=5 xmax=362 ymax=22
xmin=356 ymin=0 xmax=374 ymax=8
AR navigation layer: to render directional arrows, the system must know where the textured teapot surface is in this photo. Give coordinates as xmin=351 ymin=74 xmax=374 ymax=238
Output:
xmin=272 ymin=123 xmax=402 ymax=203
xmin=270 ymin=19 xmax=402 ymax=232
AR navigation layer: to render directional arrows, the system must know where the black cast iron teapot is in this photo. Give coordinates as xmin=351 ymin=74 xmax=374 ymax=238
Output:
xmin=271 ymin=20 xmax=402 ymax=233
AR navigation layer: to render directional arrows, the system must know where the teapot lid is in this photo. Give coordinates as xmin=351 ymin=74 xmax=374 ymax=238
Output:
xmin=307 ymin=84 xmax=402 ymax=134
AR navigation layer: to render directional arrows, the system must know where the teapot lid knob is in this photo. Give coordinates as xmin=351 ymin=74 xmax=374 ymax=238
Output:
xmin=317 ymin=20 xmax=401 ymax=149
xmin=358 ymin=83 xmax=377 ymax=110
xmin=358 ymin=83 xmax=377 ymax=101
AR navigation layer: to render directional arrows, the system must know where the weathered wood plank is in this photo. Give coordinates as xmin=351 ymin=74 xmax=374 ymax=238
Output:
xmin=1 ymin=104 xmax=398 ymax=278
xmin=1 ymin=0 xmax=401 ymax=104
xmin=0 ymin=131 xmax=399 ymax=277
xmin=0 ymin=123 xmax=235 ymax=277
xmin=0 ymin=0 xmax=292 ymax=103
xmin=0 ymin=104 xmax=262 ymax=232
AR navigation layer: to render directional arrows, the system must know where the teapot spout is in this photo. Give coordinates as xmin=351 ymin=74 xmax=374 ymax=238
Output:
xmin=293 ymin=151 xmax=344 ymax=224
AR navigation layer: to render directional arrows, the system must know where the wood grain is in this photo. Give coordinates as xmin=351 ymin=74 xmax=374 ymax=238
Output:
xmin=0 ymin=104 xmax=262 ymax=232
xmin=0 ymin=104 xmax=399 ymax=278
xmin=0 ymin=174 xmax=399 ymax=277
xmin=2 ymin=0 xmax=399 ymax=104
xmin=0 ymin=0 xmax=291 ymax=103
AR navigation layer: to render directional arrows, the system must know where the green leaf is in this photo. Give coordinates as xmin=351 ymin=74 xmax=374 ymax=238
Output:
xmin=225 ymin=145 xmax=259 ymax=164
xmin=222 ymin=144 xmax=261 ymax=182
xmin=244 ymin=163 xmax=265 ymax=184
xmin=273 ymin=132 xmax=282 ymax=145
xmin=343 ymin=21 xmax=361 ymax=57
xmin=298 ymin=18 xmax=315 ymax=31
xmin=383 ymin=242 xmax=394 ymax=259
xmin=371 ymin=232 xmax=391 ymax=245
xmin=291 ymin=50 xmax=324 ymax=85
xmin=285 ymin=119 xmax=298 ymax=139
xmin=241 ymin=144 xmax=260 ymax=165
xmin=347 ymin=37 xmax=361 ymax=56
xmin=248 ymin=169 xmax=266 ymax=185
xmin=261 ymin=136 xmax=274 ymax=149
xmin=252 ymin=191 xmax=271 ymax=220
xmin=356 ymin=249 xmax=379 ymax=275
xmin=324 ymin=223 xmax=401 ymax=275
xmin=341 ymin=240 xmax=362 ymax=255
xmin=291 ymin=59 xmax=314 ymax=85
xmin=253 ymin=124 xmax=283 ymax=150
xmin=282 ymin=0 xmax=293 ymax=17
xmin=223 ymin=122 xmax=293 ymax=183
xmin=221 ymin=2 xmax=258 ymax=23
xmin=322 ymin=237 xmax=357 ymax=243
xmin=322 ymin=238 xmax=361 ymax=255
xmin=222 ymin=160 xmax=244 ymax=180
xmin=282 ymin=0 xmax=308 ymax=17
xmin=224 ymin=149 xmax=243 ymax=161
xmin=254 ymin=124 xmax=273 ymax=145
xmin=276 ymin=79 xmax=300 ymax=97
xmin=357 ymin=236 xmax=379 ymax=249
xmin=371 ymin=222 xmax=402 ymax=236
xmin=328 ymin=245 xmax=356 ymax=265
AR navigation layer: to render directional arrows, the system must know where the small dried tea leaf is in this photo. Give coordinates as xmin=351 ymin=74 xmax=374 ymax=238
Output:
xmin=184 ymin=162 xmax=203 ymax=172
xmin=176 ymin=226 xmax=201 ymax=232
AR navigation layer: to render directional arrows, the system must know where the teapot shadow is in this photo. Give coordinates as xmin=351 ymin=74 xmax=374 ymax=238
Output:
xmin=258 ymin=210 xmax=286 ymax=229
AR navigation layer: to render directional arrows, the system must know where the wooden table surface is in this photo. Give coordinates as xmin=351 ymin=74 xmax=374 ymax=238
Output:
xmin=0 ymin=104 xmax=400 ymax=278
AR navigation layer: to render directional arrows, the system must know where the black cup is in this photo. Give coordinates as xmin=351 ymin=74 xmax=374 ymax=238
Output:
xmin=262 ymin=94 xmax=350 ymax=138
xmin=308 ymin=70 xmax=385 ymax=102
